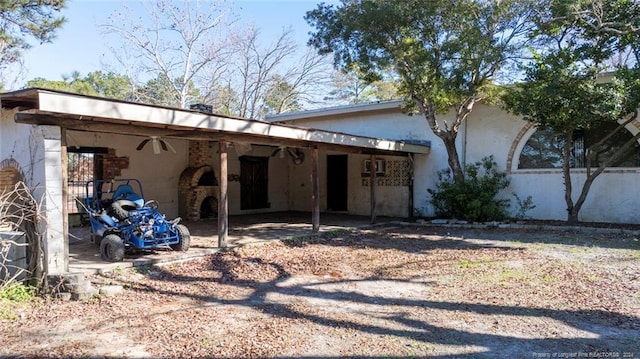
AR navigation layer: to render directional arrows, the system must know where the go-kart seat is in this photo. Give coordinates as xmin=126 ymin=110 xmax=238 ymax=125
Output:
xmin=113 ymin=184 xmax=144 ymax=208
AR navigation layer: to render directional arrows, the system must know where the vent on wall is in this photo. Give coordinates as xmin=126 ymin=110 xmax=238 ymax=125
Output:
xmin=363 ymin=159 xmax=385 ymax=176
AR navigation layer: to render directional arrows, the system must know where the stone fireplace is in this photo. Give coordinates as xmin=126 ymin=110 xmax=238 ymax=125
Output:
xmin=178 ymin=141 xmax=218 ymax=221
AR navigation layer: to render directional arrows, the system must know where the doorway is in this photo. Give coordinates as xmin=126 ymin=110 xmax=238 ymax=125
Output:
xmin=240 ymin=156 xmax=269 ymax=210
xmin=326 ymin=154 xmax=348 ymax=211
xmin=67 ymin=147 xmax=107 ymax=224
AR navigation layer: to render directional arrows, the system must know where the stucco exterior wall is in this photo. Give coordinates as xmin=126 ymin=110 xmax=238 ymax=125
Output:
xmin=1 ymin=111 xmax=67 ymax=274
xmin=287 ymin=148 xmax=316 ymax=212
xmin=465 ymin=104 xmax=640 ymax=223
xmin=508 ymin=170 xmax=640 ymax=223
xmin=279 ymin=110 xmax=460 ymax=217
xmin=463 ymin=105 xmax=525 ymax=168
xmin=286 ymin=149 xmax=412 ymax=217
xmin=348 ymin=154 xmax=411 ymax=217
xmin=67 ymin=131 xmax=188 ymax=219
xmin=41 ymin=126 xmax=66 ymax=274
xmin=281 ymin=103 xmax=640 ymax=224
xmin=1 ymin=109 xmax=46 ymax=187
xmin=67 ymin=133 xmax=291 ymax=217
xmin=226 ymin=144 xmax=290 ymax=215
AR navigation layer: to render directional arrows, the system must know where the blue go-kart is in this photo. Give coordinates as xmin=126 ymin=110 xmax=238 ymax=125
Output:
xmin=83 ymin=179 xmax=190 ymax=262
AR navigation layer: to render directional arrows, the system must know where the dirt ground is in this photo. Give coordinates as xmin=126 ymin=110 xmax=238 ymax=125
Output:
xmin=2 ymin=225 xmax=639 ymax=358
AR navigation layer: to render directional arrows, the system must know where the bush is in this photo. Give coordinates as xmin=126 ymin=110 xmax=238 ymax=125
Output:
xmin=0 ymin=282 xmax=35 ymax=302
xmin=428 ymin=156 xmax=510 ymax=222
xmin=512 ymin=192 xmax=536 ymax=220
xmin=0 ymin=283 xmax=35 ymax=320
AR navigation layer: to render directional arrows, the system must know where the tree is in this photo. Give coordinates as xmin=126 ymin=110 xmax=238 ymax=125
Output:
xmin=101 ymin=0 xmax=230 ymax=108
xmin=503 ymin=0 xmax=640 ymax=223
xmin=84 ymin=71 xmax=134 ymax=100
xmin=263 ymin=75 xmax=302 ymax=114
xmin=25 ymin=71 xmax=133 ymax=100
xmin=306 ymin=0 xmax=536 ymax=182
xmin=102 ymin=1 xmax=329 ymax=118
xmin=0 ymin=0 xmax=67 ymax=86
xmin=137 ymin=72 xmax=201 ymax=107
xmin=325 ymin=64 xmax=398 ymax=104
xmin=210 ymin=26 xmax=331 ymax=119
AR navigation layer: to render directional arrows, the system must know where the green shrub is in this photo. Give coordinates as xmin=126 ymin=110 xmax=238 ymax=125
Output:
xmin=0 ymin=283 xmax=35 ymax=320
xmin=512 ymin=192 xmax=536 ymax=220
xmin=428 ymin=156 xmax=510 ymax=222
xmin=0 ymin=282 xmax=36 ymax=302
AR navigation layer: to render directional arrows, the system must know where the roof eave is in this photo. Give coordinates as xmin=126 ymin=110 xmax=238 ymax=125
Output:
xmin=5 ymin=90 xmax=430 ymax=155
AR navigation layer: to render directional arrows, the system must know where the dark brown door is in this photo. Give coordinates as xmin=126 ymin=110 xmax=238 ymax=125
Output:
xmin=240 ymin=156 xmax=269 ymax=210
xmin=327 ymin=154 xmax=348 ymax=211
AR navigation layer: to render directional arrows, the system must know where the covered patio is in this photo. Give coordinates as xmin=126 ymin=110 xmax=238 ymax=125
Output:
xmin=1 ymin=88 xmax=429 ymax=277
xmin=68 ymin=211 xmax=403 ymax=274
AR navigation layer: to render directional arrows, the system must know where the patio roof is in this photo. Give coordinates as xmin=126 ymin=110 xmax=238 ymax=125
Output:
xmin=1 ymin=89 xmax=430 ymax=155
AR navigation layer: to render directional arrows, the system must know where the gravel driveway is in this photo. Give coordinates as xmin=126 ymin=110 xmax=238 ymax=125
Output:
xmin=2 ymin=225 xmax=639 ymax=358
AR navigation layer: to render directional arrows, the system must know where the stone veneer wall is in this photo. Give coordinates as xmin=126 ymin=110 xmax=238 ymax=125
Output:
xmin=0 ymin=158 xmax=25 ymax=194
xmin=178 ymin=140 xmax=218 ymax=221
xmin=102 ymin=149 xmax=129 ymax=181
xmin=188 ymin=140 xmax=215 ymax=168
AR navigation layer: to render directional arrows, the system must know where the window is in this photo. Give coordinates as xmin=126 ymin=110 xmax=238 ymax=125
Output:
xmin=362 ymin=159 xmax=385 ymax=176
xmin=518 ymin=122 xmax=640 ymax=169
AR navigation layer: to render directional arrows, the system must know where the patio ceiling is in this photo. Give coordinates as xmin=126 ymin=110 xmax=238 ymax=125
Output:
xmin=1 ymin=88 xmax=430 ymax=156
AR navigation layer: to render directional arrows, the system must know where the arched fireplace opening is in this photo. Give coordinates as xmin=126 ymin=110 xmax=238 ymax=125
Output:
xmin=200 ymin=196 xmax=218 ymax=219
xmin=178 ymin=165 xmax=218 ymax=221
xmin=198 ymin=171 xmax=217 ymax=186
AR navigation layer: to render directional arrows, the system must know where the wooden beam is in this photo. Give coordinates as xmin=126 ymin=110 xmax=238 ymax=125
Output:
xmin=408 ymin=153 xmax=414 ymax=221
xmin=311 ymin=146 xmax=320 ymax=232
xmin=370 ymin=154 xmax=377 ymax=225
xmin=61 ymin=128 xmax=69 ymax=272
xmin=218 ymin=141 xmax=229 ymax=247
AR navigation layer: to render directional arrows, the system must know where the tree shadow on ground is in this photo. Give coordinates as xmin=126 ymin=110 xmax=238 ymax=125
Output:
xmin=280 ymin=227 xmax=529 ymax=255
xmin=339 ymin=225 xmax=640 ymax=251
xmin=103 ymin=247 xmax=640 ymax=359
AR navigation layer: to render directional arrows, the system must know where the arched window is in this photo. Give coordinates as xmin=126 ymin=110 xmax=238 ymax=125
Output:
xmin=518 ymin=122 xmax=640 ymax=169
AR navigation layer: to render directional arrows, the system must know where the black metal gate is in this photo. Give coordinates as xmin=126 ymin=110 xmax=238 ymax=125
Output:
xmin=67 ymin=152 xmax=95 ymax=215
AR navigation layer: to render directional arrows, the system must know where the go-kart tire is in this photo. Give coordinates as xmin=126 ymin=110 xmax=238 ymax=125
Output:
xmin=91 ymin=234 xmax=102 ymax=246
xmin=110 ymin=200 xmax=137 ymax=220
xmin=100 ymin=234 xmax=125 ymax=262
xmin=171 ymin=224 xmax=190 ymax=252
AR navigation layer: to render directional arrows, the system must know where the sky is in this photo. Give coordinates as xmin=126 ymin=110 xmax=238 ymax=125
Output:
xmin=16 ymin=0 xmax=332 ymax=88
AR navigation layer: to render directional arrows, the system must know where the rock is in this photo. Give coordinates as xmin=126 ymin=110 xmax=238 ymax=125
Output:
xmin=431 ymin=219 xmax=449 ymax=224
xmin=55 ymin=292 xmax=72 ymax=301
xmin=99 ymin=285 xmax=124 ymax=297
xmin=71 ymin=287 xmax=99 ymax=301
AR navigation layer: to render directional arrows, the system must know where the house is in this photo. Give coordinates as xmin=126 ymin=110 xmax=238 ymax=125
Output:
xmin=2 ymin=88 xmax=639 ymax=279
xmin=268 ymin=99 xmax=640 ymax=224
xmin=0 ymin=89 xmax=429 ymax=277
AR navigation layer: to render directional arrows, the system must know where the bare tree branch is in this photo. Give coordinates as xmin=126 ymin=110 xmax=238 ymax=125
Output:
xmin=100 ymin=0 xmax=232 ymax=108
